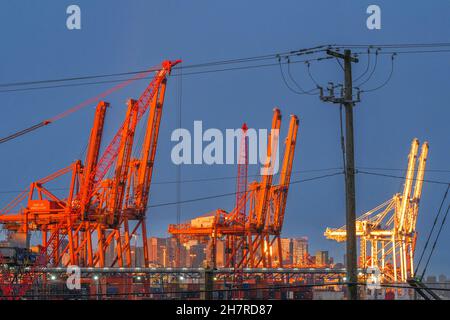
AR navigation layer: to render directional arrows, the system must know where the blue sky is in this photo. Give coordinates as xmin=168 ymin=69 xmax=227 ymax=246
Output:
xmin=0 ymin=1 xmax=450 ymax=276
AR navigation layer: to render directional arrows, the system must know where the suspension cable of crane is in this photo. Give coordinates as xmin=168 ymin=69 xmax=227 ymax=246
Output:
xmin=0 ymin=65 xmax=160 ymax=145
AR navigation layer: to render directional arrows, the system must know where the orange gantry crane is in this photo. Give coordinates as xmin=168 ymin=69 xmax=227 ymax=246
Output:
xmin=324 ymin=138 xmax=429 ymax=282
xmin=0 ymin=60 xmax=180 ymax=270
xmin=169 ymin=109 xmax=299 ymax=269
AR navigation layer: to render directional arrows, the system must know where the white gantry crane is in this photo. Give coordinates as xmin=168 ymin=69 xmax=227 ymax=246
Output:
xmin=325 ymin=138 xmax=429 ymax=282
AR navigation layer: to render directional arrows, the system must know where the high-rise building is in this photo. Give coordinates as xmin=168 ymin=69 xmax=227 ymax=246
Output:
xmin=271 ymin=237 xmax=308 ymax=266
xmin=166 ymin=237 xmax=189 ymax=267
xmin=206 ymin=239 xmax=225 ymax=267
xmin=292 ymin=237 xmax=308 ymax=266
xmin=280 ymin=238 xmax=293 ymax=265
xmin=132 ymin=246 xmax=144 ymax=267
xmin=315 ymin=250 xmax=329 ymax=266
xmin=148 ymin=237 xmax=169 ymax=267
xmin=183 ymin=240 xmax=207 ymax=268
xmin=167 ymin=237 xmax=177 ymax=267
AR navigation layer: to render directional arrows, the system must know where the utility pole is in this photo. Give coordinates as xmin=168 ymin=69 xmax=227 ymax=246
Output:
xmin=321 ymin=49 xmax=359 ymax=300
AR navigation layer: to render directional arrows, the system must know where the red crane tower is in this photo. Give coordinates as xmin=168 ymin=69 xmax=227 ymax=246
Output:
xmin=169 ymin=109 xmax=300 ymax=270
xmin=0 ymin=59 xmax=180 ymax=298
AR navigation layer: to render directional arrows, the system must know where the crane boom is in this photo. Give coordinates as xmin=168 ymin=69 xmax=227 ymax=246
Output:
xmin=273 ymin=114 xmax=299 ymax=231
xmin=398 ymin=139 xmax=419 ymax=232
xmin=134 ymin=78 xmax=168 ymax=211
xmin=255 ymin=108 xmax=281 ymax=230
xmin=79 ymin=101 xmax=109 ymax=216
xmin=409 ymin=142 xmax=429 ymax=233
xmin=107 ymin=99 xmax=139 ymax=225
xmin=412 ymin=142 xmax=429 ymax=201
xmin=91 ymin=60 xmax=181 ymax=196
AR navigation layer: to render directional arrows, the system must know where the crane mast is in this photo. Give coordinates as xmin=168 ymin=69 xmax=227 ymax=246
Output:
xmin=79 ymin=101 xmax=109 ymax=216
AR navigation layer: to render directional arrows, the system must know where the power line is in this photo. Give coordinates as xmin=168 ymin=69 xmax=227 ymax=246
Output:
xmin=0 ymin=167 xmax=343 ymax=195
xmin=1 ymin=42 xmax=449 ymax=94
xmin=0 ymin=67 xmax=156 ymax=145
xmin=306 ymin=61 xmax=321 ymax=88
xmin=355 ymin=49 xmax=379 ymax=87
xmin=7 ymin=167 xmax=449 ymax=212
xmin=357 ymin=166 xmax=450 ymax=173
xmin=278 ymin=57 xmax=324 ymax=96
xmin=420 ymin=200 xmax=450 ymax=281
xmin=4 ymin=164 xmax=444 ymax=195
xmin=353 ymin=48 xmax=371 ymax=83
xmin=360 ymin=53 xmax=396 ymax=93
xmin=332 ymin=42 xmax=450 ymax=49
xmin=287 ymin=61 xmax=319 ymax=94
xmin=415 ymin=184 xmax=450 ymax=277
xmin=146 ymin=171 xmax=343 ymax=209
xmin=279 ymin=57 xmax=321 ymax=95
xmin=2 ymin=42 xmax=450 ymax=146
xmin=0 ymin=47 xmax=328 ymax=93
xmin=356 ymin=49 xmax=450 ymax=55
xmin=357 ymin=170 xmax=450 ymax=186
xmin=0 ymin=67 xmax=157 ymax=89
xmin=0 ymin=55 xmax=330 ymax=145
xmin=0 ymin=55 xmax=329 ymax=94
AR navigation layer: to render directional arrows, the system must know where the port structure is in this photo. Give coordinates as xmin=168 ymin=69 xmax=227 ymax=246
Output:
xmin=324 ymin=139 xmax=428 ymax=283
xmin=0 ymin=60 xmax=181 ymax=297
xmin=168 ymin=109 xmax=299 ymax=270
